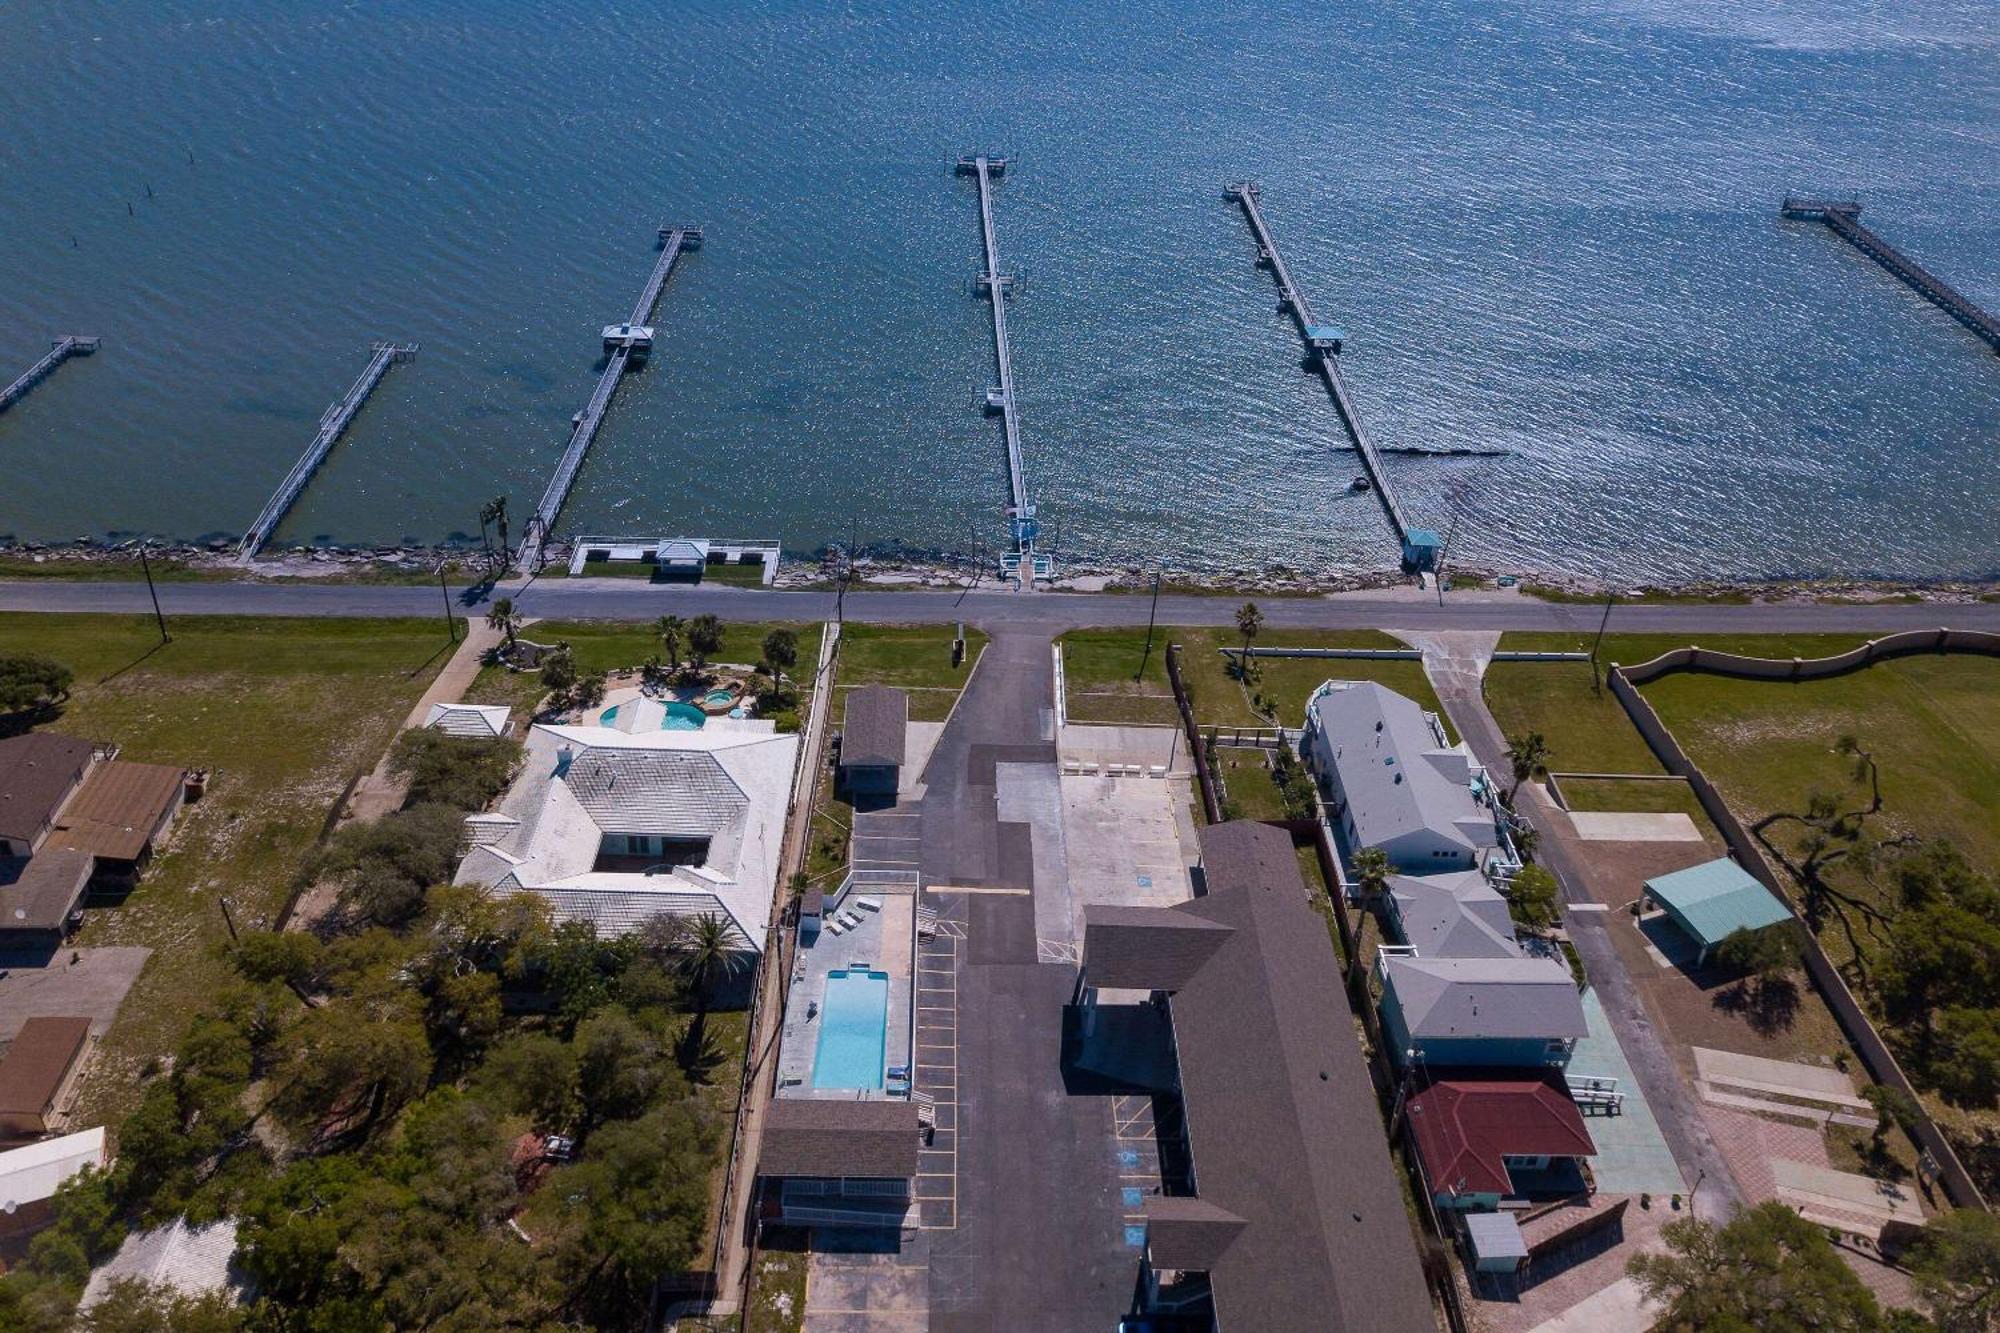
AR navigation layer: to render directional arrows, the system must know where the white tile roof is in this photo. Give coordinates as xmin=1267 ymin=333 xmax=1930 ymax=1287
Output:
xmin=453 ymin=721 xmax=797 ymax=952
xmin=79 ymin=1217 xmax=241 ymax=1311
xmin=0 ymin=1126 xmax=105 ymax=1210
xmin=424 ymin=702 xmax=512 ymax=739
xmin=563 ymin=749 xmax=747 ymax=838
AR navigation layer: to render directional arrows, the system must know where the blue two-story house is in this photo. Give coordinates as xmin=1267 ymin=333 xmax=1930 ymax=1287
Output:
xmin=1378 ymin=955 xmax=1588 ymax=1070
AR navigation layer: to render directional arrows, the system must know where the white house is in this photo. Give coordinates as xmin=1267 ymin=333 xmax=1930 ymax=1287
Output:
xmin=453 ymin=717 xmax=798 ymax=952
xmin=1302 ymin=681 xmax=1511 ymax=875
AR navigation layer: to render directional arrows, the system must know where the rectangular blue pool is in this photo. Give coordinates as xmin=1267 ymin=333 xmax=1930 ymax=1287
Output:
xmin=812 ymin=968 xmax=890 ymax=1090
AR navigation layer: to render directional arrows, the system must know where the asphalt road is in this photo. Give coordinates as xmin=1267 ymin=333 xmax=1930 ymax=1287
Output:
xmin=5 ymin=577 xmax=1997 ymax=635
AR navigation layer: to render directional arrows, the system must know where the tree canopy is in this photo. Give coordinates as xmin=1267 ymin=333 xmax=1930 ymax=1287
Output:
xmin=1629 ymin=1201 xmax=1900 ymax=1332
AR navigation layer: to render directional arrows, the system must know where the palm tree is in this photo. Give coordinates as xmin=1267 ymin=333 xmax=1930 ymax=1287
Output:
xmin=486 ymin=596 xmax=521 ymax=651
xmin=1506 ymin=731 xmax=1550 ymax=800
xmin=671 ymin=912 xmax=747 ymax=1022
xmin=1234 ymin=601 xmax=1264 ymax=680
xmin=1352 ymin=846 xmax=1391 ymax=905
xmin=489 ymin=495 xmax=509 ymax=560
xmin=656 ymin=615 xmax=685 ymax=671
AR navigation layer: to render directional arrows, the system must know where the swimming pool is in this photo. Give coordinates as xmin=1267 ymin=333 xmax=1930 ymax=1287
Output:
xmin=812 ymin=969 xmax=890 ymax=1090
xmin=598 ymin=701 xmax=707 ymax=731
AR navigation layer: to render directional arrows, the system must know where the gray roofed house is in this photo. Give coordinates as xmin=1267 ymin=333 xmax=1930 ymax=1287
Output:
xmin=841 ymin=686 xmax=907 ymax=768
xmin=1081 ymin=820 xmax=1435 ymax=1333
xmin=0 ymin=848 xmax=95 ymax=949
xmin=1387 ymin=870 xmax=1522 ymax=959
xmin=758 ymin=1098 xmax=920 ymax=1180
xmin=839 ymin=686 xmax=908 ymax=797
xmin=1380 ymin=954 xmax=1588 ymax=1069
xmin=0 ymin=734 xmax=98 ymax=857
xmin=1142 ymin=1196 xmax=1248 ymax=1272
xmin=1302 ymin=680 xmax=1505 ymax=874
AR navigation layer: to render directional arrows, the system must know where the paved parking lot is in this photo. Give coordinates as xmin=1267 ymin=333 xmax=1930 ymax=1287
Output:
xmin=1059 ymin=773 xmax=1198 ymax=922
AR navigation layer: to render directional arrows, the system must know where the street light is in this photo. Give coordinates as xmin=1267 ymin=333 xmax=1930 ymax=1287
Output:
xmin=139 ymin=542 xmax=169 ymax=644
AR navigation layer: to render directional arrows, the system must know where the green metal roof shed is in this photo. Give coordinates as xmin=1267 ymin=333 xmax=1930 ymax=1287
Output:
xmin=1644 ymin=857 xmax=1793 ymax=964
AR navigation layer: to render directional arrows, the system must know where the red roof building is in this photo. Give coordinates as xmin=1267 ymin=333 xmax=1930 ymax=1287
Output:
xmin=1406 ymin=1073 xmax=1597 ymax=1208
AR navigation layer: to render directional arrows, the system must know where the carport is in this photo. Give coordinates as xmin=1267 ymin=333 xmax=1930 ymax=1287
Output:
xmin=1642 ymin=857 xmax=1792 ymax=966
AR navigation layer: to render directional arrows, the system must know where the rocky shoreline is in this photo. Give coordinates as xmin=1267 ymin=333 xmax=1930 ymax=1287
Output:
xmin=0 ymin=538 xmax=1994 ymax=605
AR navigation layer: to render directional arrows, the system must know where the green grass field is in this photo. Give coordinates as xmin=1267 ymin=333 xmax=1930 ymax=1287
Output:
xmin=1483 ymin=633 xmax=1866 ymax=776
xmin=1059 ymin=627 xmax=1445 ymax=732
xmin=833 ymin=623 xmax=987 ymax=722
xmin=1 ymin=613 xmax=455 ymax=1128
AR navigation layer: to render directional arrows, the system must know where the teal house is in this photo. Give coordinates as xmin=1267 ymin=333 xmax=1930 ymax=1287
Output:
xmin=1643 ymin=857 xmax=1793 ymax=966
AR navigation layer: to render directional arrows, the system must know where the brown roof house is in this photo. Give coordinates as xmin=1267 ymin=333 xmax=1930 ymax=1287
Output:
xmin=0 ymin=1017 xmax=94 ymax=1139
xmin=838 ymin=686 xmax=907 ymax=800
xmin=45 ymin=759 xmax=186 ymax=882
xmin=1079 ymin=820 xmax=1436 ymax=1333
xmin=0 ymin=734 xmax=184 ymax=950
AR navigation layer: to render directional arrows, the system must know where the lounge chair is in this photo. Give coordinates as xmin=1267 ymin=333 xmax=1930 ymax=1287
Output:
xmin=825 ymin=918 xmax=847 ymax=936
xmin=855 ymin=896 xmax=884 ymax=912
xmin=838 ymin=911 xmax=864 ymax=929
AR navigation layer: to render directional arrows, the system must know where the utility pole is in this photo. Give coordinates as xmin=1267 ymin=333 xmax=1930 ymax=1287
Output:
xmin=139 ymin=543 xmax=169 ymax=644
xmin=437 ymin=561 xmax=457 ymax=642
xmin=1136 ymin=559 xmax=1166 ymax=681
xmin=1589 ymin=586 xmax=1617 ymax=692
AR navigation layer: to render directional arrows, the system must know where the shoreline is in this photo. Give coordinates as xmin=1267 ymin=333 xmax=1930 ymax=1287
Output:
xmin=0 ymin=539 xmax=1994 ymax=606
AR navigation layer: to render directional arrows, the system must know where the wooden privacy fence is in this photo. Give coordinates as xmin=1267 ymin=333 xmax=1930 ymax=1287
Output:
xmin=1607 ymin=626 xmax=2000 ymax=1212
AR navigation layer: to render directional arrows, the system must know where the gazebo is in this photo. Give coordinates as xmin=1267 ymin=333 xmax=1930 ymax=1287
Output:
xmin=1643 ymin=857 xmax=1793 ymax=965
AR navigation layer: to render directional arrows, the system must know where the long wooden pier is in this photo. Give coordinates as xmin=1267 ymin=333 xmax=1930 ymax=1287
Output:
xmin=517 ymin=224 xmax=701 ymax=572
xmin=1782 ymin=198 xmax=2000 ymax=355
xmin=955 ymin=155 xmax=1048 ymax=585
xmin=1 ymin=336 xmax=100 ymax=415
xmin=237 ymin=341 xmax=418 ymax=562
xmin=1226 ymin=183 xmax=1440 ymax=569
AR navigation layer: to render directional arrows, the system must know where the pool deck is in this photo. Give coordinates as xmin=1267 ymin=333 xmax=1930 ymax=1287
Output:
xmin=777 ymin=893 xmax=915 ymax=1097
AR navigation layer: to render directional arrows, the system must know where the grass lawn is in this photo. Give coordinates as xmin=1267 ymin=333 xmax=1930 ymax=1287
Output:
xmin=1642 ymin=652 xmax=2000 ymax=919
xmin=1484 ymin=634 xmax=1868 ymax=777
xmin=0 ymin=613 xmax=455 ymax=1129
xmin=1213 ymin=747 xmax=1285 ymax=821
xmin=834 ymin=623 xmax=987 ymax=723
xmin=1059 ymin=628 xmax=1443 ymax=731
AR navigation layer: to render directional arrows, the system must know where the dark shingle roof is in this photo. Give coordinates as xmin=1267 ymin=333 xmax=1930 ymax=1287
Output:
xmin=841 ymin=686 xmax=907 ymax=769
xmin=0 ymin=735 xmax=95 ymax=845
xmin=1082 ymin=904 xmax=1233 ymax=991
xmin=1158 ymin=821 xmax=1434 ymax=1333
xmin=758 ymin=1098 xmax=919 ymax=1180
xmin=1143 ymin=1196 xmax=1247 ymax=1271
